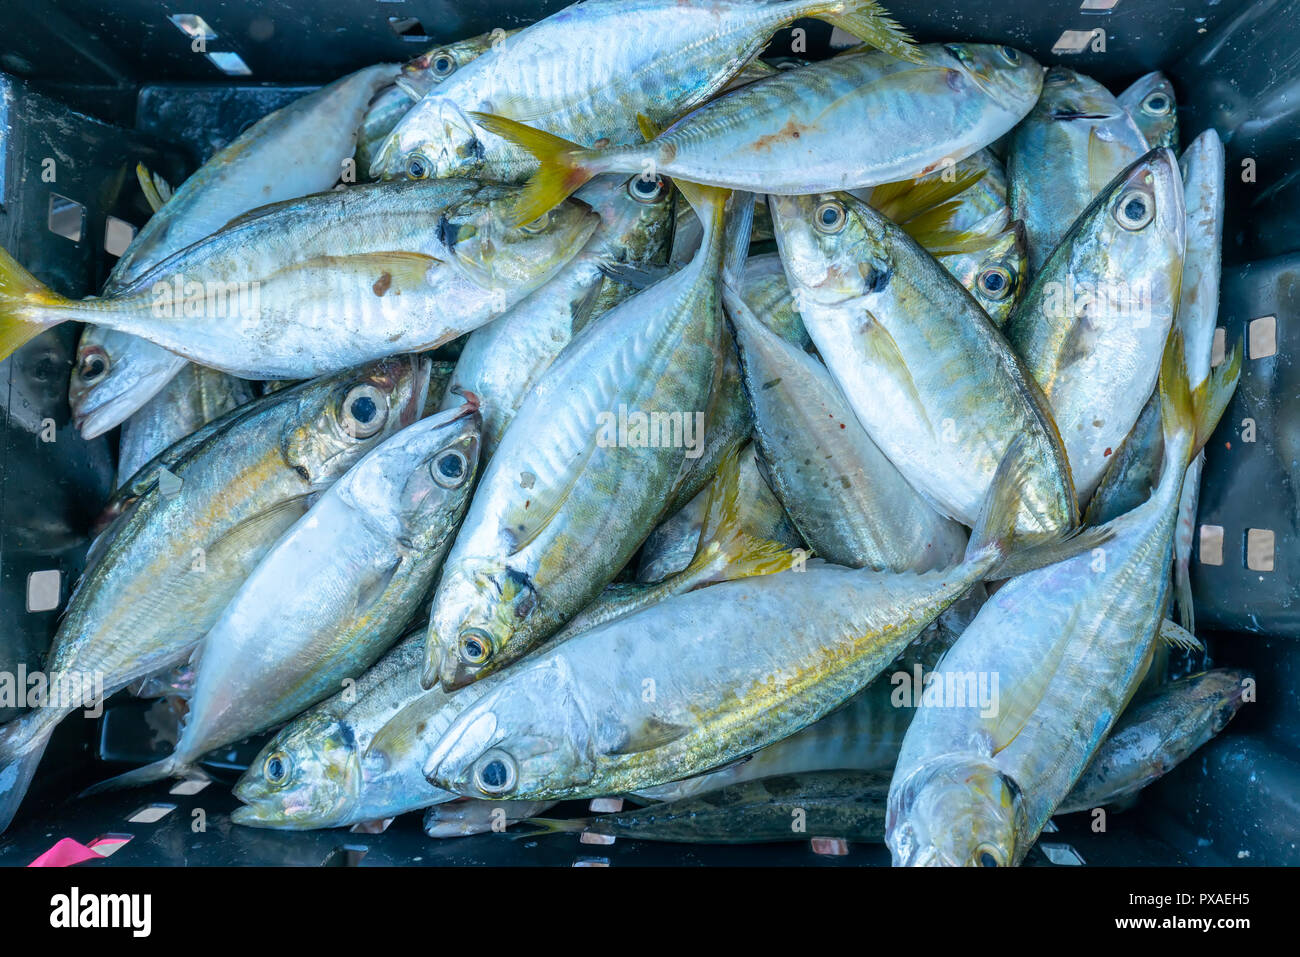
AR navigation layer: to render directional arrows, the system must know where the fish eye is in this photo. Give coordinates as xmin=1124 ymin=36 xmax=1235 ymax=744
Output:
xmin=999 ymin=46 xmax=1020 ymax=65
xmin=627 ymin=174 xmax=668 ymax=204
xmin=519 ymin=212 xmax=553 ymax=234
xmin=460 ymin=629 xmax=492 ymax=665
xmin=978 ymin=265 xmax=1015 ymax=301
xmin=973 ymin=843 xmax=1005 ymax=867
xmin=340 ymin=383 xmax=389 ymax=439
xmin=78 ymin=349 xmax=110 ymax=383
xmin=431 ymin=52 xmax=457 ymax=78
xmin=431 ymin=448 xmax=469 ymax=488
xmin=406 ymin=152 xmax=432 ymax=180
xmin=813 ymin=199 xmax=847 ymax=234
xmin=1114 ymin=189 xmax=1154 ymax=230
xmin=1143 ymin=92 xmax=1171 ymax=115
xmin=263 ymin=751 xmax=292 ymax=787
xmin=473 ymin=750 xmax=518 ymax=795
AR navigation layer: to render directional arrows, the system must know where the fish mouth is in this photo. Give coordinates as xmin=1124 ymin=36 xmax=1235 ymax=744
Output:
xmin=1050 ymin=110 xmax=1115 ymax=121
xmin=446 ymin=387 xmax=480 ymax=419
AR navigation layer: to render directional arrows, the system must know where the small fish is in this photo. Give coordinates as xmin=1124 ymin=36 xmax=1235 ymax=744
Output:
xmin=0 ymin=356 xmax=430 ymax=833
xmin=1007 ymin=68 xmax=1149 ymax=277
xmin=423 ymin=799 xmax=557 ymax=839
xmin=69 ymin=64 xmax=399 ymax=437
xmin=1118 ymin=71 xmax=1179 ymax=152
xmin=372 ymin=0 xmax=917 ymax=183
xmin=478 ymin=43 xmax=1041 ymax=226
xmin=0 ymin=180 xmax=598 ymax=376
xmin=85 ymin=395 xmax=481 ymax=791
xmin=886 ymin=333 xmax=1240 ymax=867
xmin=1004 ymin=149 xmax=1186 ymax=506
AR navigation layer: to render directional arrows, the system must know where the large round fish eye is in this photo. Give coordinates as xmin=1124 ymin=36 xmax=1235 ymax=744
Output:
xmin=1142 ymin=92 xmax=1171 ymax=115
xmin=264 ymin=751 xmax=292 ymax=787
xmin=406 ymin=152 xmax=432 ymax=180
xmin=431 ymin=448 xmax=470 ymax=488
xmin=978 ymin=266 xmax=1016 ymax=301
xmin=1113 ymin=189 xmax=1155 ymax=231
xmin=519 ymin=211 xmax=553 ymax=234
xmin=340 ymin=383 xmax=389 ymax=439
xmin=431 ymin=52 xmax=457 ymax=77
xmin=973 ymin=843 xmax=1005 ymax=867
xmin=78 ymin=348 xmax=110 ymax=383
xmin=459 ymin=628 xmax=493 ymax=665
xmin=473 ymin=750 xmax=518 ymax=795
xmin=998 ymin=46 xmax=1020 ymax=65
xmin=627 ymin=174 xmax=668 ymax=204
xmin=813 ymin=199 xmax=847 ymax=235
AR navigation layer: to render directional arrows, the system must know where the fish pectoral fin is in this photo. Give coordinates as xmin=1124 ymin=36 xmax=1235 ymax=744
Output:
xmin=603 ymin=715 xmax=691 ymax=756
xmin=355 ymin=555 xmax=404 ymax=615
xmin=1056 ymin=312 xmax=1099 ymax=373
xmin=854 ymin=311 xmax=933 ymax=439
xmin=204 ymin=494 xmax=314 ymax=561
xmin=503 ymin=450 xmax=594 ymax=555
xmin=1158 ymin=617 xmax=1204 ymax=653
xmin=269 ymin=252 xmax=441 ymax=295
xmin=598 ymin=260 xmax=674 ymax=291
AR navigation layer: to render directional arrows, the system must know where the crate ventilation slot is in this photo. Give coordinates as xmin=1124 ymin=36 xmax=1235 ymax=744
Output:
xmin=1248 ymin=316 xmax=1277 ymax=359
xmin=26 ymin=569 xmax=60 ymax=613
xmin=388 ymin=17 xmax=431 ymax=40
xmin=1199 ymin=524 xmax=1225 ymax=566
xmin=1245 ymin=528 xmax=1275 ymax=572
xmin=207 ymin=52 xmax=252 ymax=76
xmin=87 ymin=834 xmax=133 ymax=858
xmin=169 ymin=778 xmax=210 ymax=796
xmin=168 ymin=14 xmax=217 ymax=40
xmin=1211 ymin=327 xmax=1226 ymax=367
xmin=322 ymin=845 xmax=369 ymax=866
xmin=1080 ymin=0 xmax=1120 ymax=11
xmin=104 ymin=216 xmax=136 ymax=258
xmin=1051 ymin=30 xmax=1101 ymax=55
xmin=48 ymin=194 xmax=84 ymax=243
xmin=126 ymin=803 xmax=176 ymax=824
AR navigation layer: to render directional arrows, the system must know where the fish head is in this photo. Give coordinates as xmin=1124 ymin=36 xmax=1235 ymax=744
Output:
xmin=1118 ymin=72 xmax=1177 ymax=148
xmin=280 ymin=354 xmax=432 ymax=490
xmin=371 ymin=96 xmax=485 ymax=181
xmin=336 ymin=392 xmax=483 ymax=548
xmin=768 ymin=192 xmax=895 ymax=307
xmin=942 ymin=43 xmax=1043 ymax=119
xmin=956 ymin=220 xmax=1026 ymax=325
xmin=576 ymin=174 xmax=676 ymax=264
xmin=69 ymin=327 xmax=185 ymax=439
xmin=424 ymin=558 xmax=540 ymax=690
xmin=437 ymin=185 xmax=600 ymax=293
xmin=231 ymin=712 xmax=363 ymax=828
xmin=1192 ymin=669 xmax=1254 ymax=737
xmin=423 ymin=658 xmax=595 ymax=800
xmin=887 ymin=757 xmax=1025 ymax=867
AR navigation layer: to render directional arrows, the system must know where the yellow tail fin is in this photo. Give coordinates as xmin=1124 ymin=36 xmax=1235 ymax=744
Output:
xmin=803 ymin=0 xmax=921 ymax=64
xmin=674 ymin=180 xmax=731 ymax=246
xmin=470 ymin=112 xmax=598 ymax=227
xmin=0 ymin=245 xmax=65 ymax=360
xmin=1158 ymin=327 xmax=1242 ymax=467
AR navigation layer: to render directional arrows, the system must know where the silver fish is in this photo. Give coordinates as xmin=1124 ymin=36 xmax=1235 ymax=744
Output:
xmin=1118 ymin=71 xmax=1178 ymax=152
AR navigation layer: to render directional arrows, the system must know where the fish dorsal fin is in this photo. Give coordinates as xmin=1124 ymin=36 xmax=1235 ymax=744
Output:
xmin=1158 ymin=617 xmax=1204 ymax=653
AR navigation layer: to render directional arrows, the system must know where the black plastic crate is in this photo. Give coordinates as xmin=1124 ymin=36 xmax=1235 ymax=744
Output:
xmin=0 ymin=0 xmax=1295 ymax=866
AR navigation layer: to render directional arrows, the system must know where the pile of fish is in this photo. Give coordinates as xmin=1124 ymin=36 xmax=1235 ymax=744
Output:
xmin=0 ymin=0 xmax=1254 ymax=866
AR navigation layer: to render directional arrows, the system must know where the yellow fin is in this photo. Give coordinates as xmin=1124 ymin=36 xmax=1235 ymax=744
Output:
xmin=135 ymin=162 xmax=170 ymax=214
xmin=804 ymin=0 xmax=921 ymax=64
xmin=470 ymin=111 xmax=596 ymax=227
xmin=0 ymin=244 xmax=66 ymax=360
xmin=1158 ymin=617 xmax=1204 ymax=654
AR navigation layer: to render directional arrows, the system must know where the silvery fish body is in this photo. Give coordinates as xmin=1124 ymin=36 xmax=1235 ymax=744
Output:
xmin=1056 ymin=668 xmax=1251 ymax=815
xmin=11 ymin=180 xmax=597 ymax=378
xmin=1008 ymin=68 xmax=1150 ymax=276
xmin=116 ymin=364 xmax=257 ymax=487
xmin=1004 ymin=149 xmax=1185 ymax=505
xmin=0 ymin=357 xmax=428 ymax=832
xmin=439 ymin=175 xmax=675 ymax=460
xmin=132 ymin=398 xmax=480 ymax=781
xmin=70 ymin=64 xmax=399 ymax=438
xmin=770 ymin=191 xmax=1075 ymax=541
xmin=423 ymin=189 xmax=733 ymax=690
xmin=372 ymin=0 xmax=916 ymax=182
xmin=423 ymin=798 xmax=557 ymax=838
xmin=1118 ymin=71 xmax=1179 ymax=152
xmin=728 ymin=280 xmax=968 ymax=571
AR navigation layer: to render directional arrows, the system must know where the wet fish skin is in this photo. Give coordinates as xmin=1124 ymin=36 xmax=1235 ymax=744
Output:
xmin=423 ymin=186 xmax=736 ymax=691
xmin=372 ymin=0 xmax=917 ymax=183
xmin=1118 ymin=71 xmax=1178 ymax=152
xmin=1008 ymin=67 xmax=1150 ymax=277
xmin=483 ymin=43 xmax=1042 ymax=226
xmin=1004 ymin=148 xmax=1185 ymax=506
xmin=727 ymin=277 xmax=968 ymax=572
xmin=1056 ymin=668 xmax=1252 ymax=815
xmin=69 ymin=64 xmax=399 ymax=438
xmin=769 ymin=190 xmax=1076 ymax=543
xmin=104 ymin=394 xmax=481 ymax=790
xmin=439 ymin=174 xmax=675 ymax=461
xmin=886 ymin=337 xmax=1240 ymax=867
xmin=0 ymin=356 xmax=429 ymax=833
xmin=1 ymin=181 xmax=599 ymax=376
xmin=116 ymin=364 xmax=257 ymax=488
xmin=423 ymin=799 xmax=557 ymax=838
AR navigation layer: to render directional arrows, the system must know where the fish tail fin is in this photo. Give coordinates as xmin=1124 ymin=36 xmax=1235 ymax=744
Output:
xmin=0 ymin=245 xmax=68 ymax=360
xmin=469 ymin=112 xmax=600 ymax=227
xmin=512 ymin=816 xmax=587 ymax=839
xmin=77 ymin=754 xmax=191 ymax=798
xmin=684 ymin=448 xmax=801 ymax=585
xmin=965 ymin=435 xmax=1114 ymax=579
xmin=1159 ymin=327 xmax=1241 ymax=472
xmin=0 ymin=710 xmax=60 ymax=834
xmin=675 ymin=181 xmax=732 ymax=250
xmin=798 ymin=0 xmax=921 ymax=63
